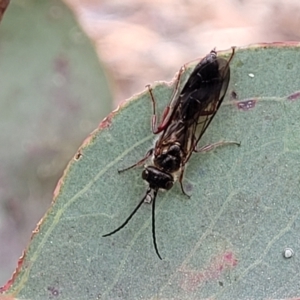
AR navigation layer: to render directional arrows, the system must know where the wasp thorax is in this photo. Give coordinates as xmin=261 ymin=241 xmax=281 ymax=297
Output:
xmin=142 ymin=166 xmax=174 ymax=190
xmin=154 ymin=144 xmax=182 ymax=173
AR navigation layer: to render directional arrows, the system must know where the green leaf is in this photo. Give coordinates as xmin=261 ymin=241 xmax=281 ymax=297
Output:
xmin=4 ymin=44 xmax=300 ymax=299
xmin=0 ymin=0 xmax=112 ymax=287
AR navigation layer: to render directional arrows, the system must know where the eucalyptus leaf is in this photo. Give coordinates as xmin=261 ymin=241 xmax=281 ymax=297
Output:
xmin=3 ymin=44 xmax=300 ymax=299
xmin=0 ymin=0 xmax=112 ymax=287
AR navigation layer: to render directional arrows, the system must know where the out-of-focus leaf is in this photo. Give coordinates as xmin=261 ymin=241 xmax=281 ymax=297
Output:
xmin=0 ymin=0 xmax=112 ymax=286
xmin=3 ymin=44 xmax=300 ymax=299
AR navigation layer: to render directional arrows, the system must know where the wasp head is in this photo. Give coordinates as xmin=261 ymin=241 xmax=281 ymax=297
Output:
xmin=142 ymin=166 xmax=174 ymax=190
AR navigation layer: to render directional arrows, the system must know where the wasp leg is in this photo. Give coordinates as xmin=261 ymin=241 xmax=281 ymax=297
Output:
xmin=118 ymin=148 xmax=153 ymax=173
xmin=194 ymin=141 xmax=240 ymax=153
xmin=178 ymin=168 xmax=191 ymax=198
xmin=146 ymin=65 xmax=185 ymax=134
xmin=146 ymin=84 xmax=160 ymax=134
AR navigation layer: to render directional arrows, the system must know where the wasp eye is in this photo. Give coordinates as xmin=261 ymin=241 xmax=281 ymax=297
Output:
xmin=142 ymin=169 xmax=148 ymax=180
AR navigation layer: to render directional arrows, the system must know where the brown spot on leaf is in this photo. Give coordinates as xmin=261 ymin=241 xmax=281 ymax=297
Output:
xmin=48 ymin=286 xmax=60 ymax=297
xmin=53 ymin=55 xmax=70 ymax=78
xmin=230 ymin=90 xmax=238 ymax=100
xmin=236 ymin=99 xmax=257 ymax=111
xmin=74 ymin=150 xmax=83 ymax=161
xmin=180 ymin=251 xmax=238 ymax=291
xmin=99 ymin=113 xmax=113 ymax=129
xmin=0 ymin=251 xmax=26 ymax=293
xmin=287 ymin=91 xmax=300 ymax=101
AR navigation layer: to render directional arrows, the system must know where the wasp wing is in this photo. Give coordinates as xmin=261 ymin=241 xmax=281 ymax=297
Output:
xmin=193 ymin=56 xmax=232 ymax=145
xmin=182 ymin=52 xmax=234 ymax=162
xmin=154 ymin=50 xmax=225 ymax=133
xmin=155 ymin=49 xmax=234 ymax=160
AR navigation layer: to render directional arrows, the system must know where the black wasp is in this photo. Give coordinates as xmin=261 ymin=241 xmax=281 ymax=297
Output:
xmin=103 ymin=48 xmax=237 ymax=259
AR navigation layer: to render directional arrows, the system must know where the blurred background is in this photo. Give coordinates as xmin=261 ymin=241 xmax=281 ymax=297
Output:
xmin=1 ymin=0 xmax=300 ymax=287
xmin=66 ymin=0 xmax=300 ymax=105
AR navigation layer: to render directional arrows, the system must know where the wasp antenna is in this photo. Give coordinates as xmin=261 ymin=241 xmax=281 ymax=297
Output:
xmin=103 ymin=188 xmax=151 ymax=237
xmin=151 ymin=189 xmax=162 ymax=260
